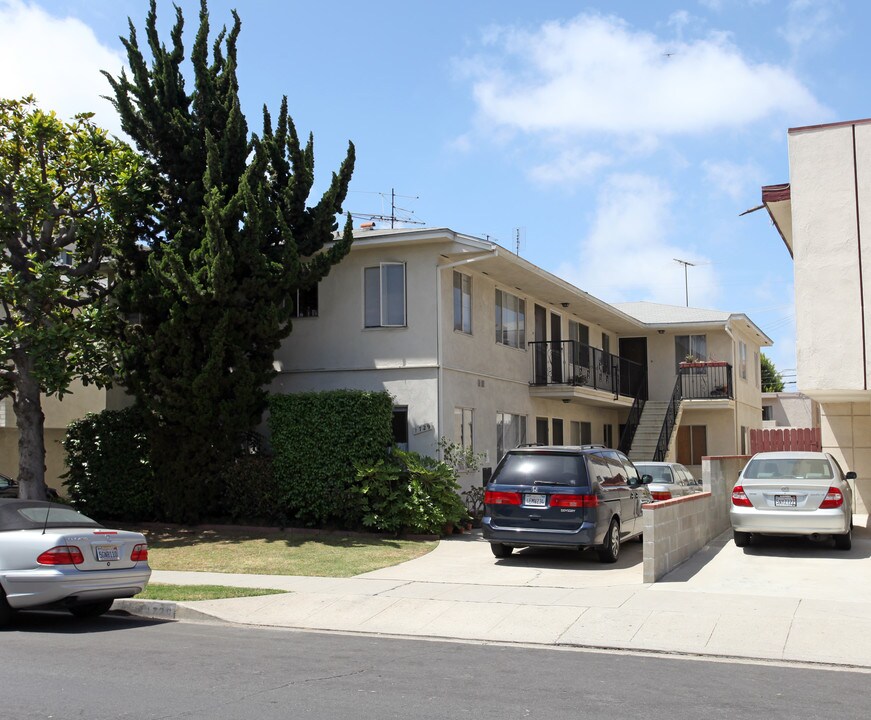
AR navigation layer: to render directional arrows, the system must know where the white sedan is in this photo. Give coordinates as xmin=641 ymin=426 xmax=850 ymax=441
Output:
xmin=0 ymin=499 xmax=151 ymax=624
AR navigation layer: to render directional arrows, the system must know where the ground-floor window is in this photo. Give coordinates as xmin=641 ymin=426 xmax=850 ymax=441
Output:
xmin=552 ymin=418 xmax=564 ymax=445
xmin=536 ymin=416 xmax=549 ymax=445
xmin=454 ymin=407 xmax=473 ymax=451
xmin=677 ymin=424 xmax=707 ymax=465
xmin=392 ymin=406 xmax=408 ymax=451
xmin=497 ymin=412 xmax=527 ymax=460
xmin=603 ymin=423 xmax=613 ymax=448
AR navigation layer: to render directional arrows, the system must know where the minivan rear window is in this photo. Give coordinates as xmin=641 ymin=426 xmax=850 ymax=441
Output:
xmin=491 ymin=453 xmax=589 ymax=487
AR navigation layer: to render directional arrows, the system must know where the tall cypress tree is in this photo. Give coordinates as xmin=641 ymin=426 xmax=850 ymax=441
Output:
xmin=104 ymin=0 xmax=355 ymax=521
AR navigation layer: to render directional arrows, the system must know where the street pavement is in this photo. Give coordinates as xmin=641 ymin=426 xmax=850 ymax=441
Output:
xmin=115 ymin=517 xmax=871 ymax=669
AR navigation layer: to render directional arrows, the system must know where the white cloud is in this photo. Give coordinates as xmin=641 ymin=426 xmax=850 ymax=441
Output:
xmin=463 ymin=12 xmax=828 ymax=138
xmin=0 ymin=0 xmax=125 ymax=137
xmin=702 ymin=159 xmax=763 ymax=201
xmin=555 ymin=173 xmax=718 ymax=306
xmin=529 ymin=148 xmax=612 ymax=185
xmin=778 ymin=0 xmax=842 ymax=59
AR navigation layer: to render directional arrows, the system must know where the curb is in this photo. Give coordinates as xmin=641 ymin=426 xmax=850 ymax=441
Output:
xmin=111 ymin=598 xmax=225 ymax=624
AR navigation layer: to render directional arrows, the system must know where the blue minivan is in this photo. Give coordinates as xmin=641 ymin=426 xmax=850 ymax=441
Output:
xmin=482 ymin=445 xmax=652 ymax=563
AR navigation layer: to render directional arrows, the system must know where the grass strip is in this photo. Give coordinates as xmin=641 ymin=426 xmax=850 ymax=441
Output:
xmin=137 ymin=583 xmax=287 ymax=602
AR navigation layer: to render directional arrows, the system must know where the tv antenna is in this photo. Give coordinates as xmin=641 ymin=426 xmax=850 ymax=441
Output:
xmin=350 ymin=188 xmax=425 ymax=228
xmin=674 ymin=258 xmax=696 ymax=307
xmin=513 ymin=227 xmax=526 ymax=256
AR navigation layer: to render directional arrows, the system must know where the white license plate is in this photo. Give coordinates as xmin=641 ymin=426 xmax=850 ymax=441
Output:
xmin=524 ymin=493 xmax=547 ymax=507
xmin=774 ymin=495 xmax=797 ymax=508
xmin=96 ymin=545 xmax=120 ymax=561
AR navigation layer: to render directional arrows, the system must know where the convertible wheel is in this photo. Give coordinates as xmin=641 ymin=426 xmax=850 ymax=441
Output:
xmin=597 ymin=519 xmax=620 ymax=564
xmin=69 ymin=599 xmax=115 ymax=619
xmin=733 ymin=530 xmax=751 ymax=548
xmin=834 ymin=529 xmax=852 ymax=551
xmin=490 ymin=542 xmax=513 ymax=558
xmin=0 ymin=587 xmax=13 ymax=627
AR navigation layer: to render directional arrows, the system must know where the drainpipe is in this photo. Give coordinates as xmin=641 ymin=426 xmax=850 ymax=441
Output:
xmin=724 ymin=321 xmax=741 ymax=455
xmin=434 ymin=247 xmax=498 ymax=459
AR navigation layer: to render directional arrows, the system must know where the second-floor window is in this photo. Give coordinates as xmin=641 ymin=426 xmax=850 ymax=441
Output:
xmin=495 ymin=289 xmax=525 ymax=349
xmin=364 ymin=262 xmax=406 ymax=328
xmin=453 ymin=271 xmax=472 ymax=334
xmin=675 ymin=334 xmax=706 ymax=369
xmin=739 ymin=341 xmax=748 ymax=380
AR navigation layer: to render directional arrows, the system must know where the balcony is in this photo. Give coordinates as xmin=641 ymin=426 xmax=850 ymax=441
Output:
xmin=529 ymin=340 xmax=644 ymax=405
xmin=678 ymin=361 xmax=734 ymax=400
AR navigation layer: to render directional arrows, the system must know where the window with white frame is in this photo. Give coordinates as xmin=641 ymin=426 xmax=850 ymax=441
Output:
xmin=453 ymin=271 xmax=472 ymax=334
xmin=497 ymin=412 xmax=527 ymax=460
xmin=454 ymin=407 xmax=473 ymax=451
xmin=739 ymin=341 xmax=748 ymax=380
xmin=364 ymin=262 xmax=406 ymax=328
xmin=495 ymin=289 xmax=526 ymax=349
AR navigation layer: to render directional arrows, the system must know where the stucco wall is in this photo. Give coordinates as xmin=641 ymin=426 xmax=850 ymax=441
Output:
xmin=819 ymin=401 xmax=871 ymax=514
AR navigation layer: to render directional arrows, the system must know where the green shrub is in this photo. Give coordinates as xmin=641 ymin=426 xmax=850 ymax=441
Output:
xmin=268 ymin=390 xmax=394 ymax=526
xmin=353 ymin=449 xmax=467 ymax=535
xmin=62 ymin=406 xmax=155 ymax=521
xmin=209 ymin=455 xmax=280 ymax=525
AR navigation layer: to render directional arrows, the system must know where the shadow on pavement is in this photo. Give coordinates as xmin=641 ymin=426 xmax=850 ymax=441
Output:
xmin=492 ymin=541 xmax=643 ymax=571
xmin=1 ymin=610 xmax=170 ymax=634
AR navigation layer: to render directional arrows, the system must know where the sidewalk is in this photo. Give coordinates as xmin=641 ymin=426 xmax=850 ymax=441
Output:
xmin=114 ymin=527 xmax=871 ymax=669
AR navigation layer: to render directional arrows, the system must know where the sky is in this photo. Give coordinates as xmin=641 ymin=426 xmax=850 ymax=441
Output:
xmin=1 ymin=0 xmax=867 ymax=389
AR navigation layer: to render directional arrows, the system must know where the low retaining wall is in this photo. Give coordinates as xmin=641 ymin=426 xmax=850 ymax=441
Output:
xmin=642 ymin=455 xmax=750 ymax=583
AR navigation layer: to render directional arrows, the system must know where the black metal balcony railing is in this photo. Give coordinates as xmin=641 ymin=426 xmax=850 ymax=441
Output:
xmin=529 ymin=340 xmax=645 ymax=399
xmin=678 ymin=362 xmax=734 ymax=400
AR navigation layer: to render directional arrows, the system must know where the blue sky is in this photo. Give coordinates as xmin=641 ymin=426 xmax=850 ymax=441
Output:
xmin=1 ymin=0 xmax=865 ymax=387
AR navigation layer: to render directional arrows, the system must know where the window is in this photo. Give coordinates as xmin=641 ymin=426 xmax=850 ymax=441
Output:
xmin=536 ymin=417 xmax=549 ymax=445
xmin=453 ymin=271 xmax=472 ymax=334
xmin=292 ymin=284 xmax=318 ymax=318
xmin=495 ymin=289 xmax=526 ymax=349
xmin=601 ymin=333 xmax=610 ymax=356
xmin=392 ymin=407 xmax=409 ymax=451
xmin=762 ymin=405 xmax=773 ymax=421
xmin=568 ymin=320 xmax=589 ymax=346
xmin=454 ymin=408 xmax=473 ymax=451
xmin=497 ymin=412 xmax=527 ymax=460
xmin=739 ymin=341 xmax=748 ymax=380
xmin=740 ymin=425 xmax=747 ymax=455
xmin=754 ymin=351 xmax=759 ymax=388
xmin=677 ymin=425 xmax=707 ymax=465
xmin=552 ymin=418 xmax=564 ymax=445
xmin=364 ymin=263 xmax=406 ymax=327
xmin=603 ymin=423 xmax=613 ymax=448
xmin=675 ymin=334 xmax=706 ymax=368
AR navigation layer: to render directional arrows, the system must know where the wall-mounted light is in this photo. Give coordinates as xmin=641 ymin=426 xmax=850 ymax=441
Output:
xmin=657 ymin=329 xmax=666 ymax=335
xmin=560 ymin=302 xmax=570 ymax=308
xmin=561 ymin=398 xmax=571 ymax=404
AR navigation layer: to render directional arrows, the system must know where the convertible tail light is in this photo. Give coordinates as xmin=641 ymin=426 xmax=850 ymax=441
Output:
xmin=130 ymin=543 xmax=149 ymax=562
xmin=37 ymin=545 xmax=84 ymax=565
xmin=484 ymin=491 xmax=521 ymax=506
xmin=550 ymin=494 xmax=598 ymax=508
xmin=650 ymin=491 xmax=672 ymax=501
xmin=731 ymin=485 xmax=752 ymax=507
xmin=819 ymin=487 xmax=844 ymax=509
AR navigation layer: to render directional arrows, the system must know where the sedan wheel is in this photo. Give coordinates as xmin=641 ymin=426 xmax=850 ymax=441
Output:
xmin=490 ymin=543 xmax=513 ymax=559
xmin=0 ymin=588 xmax=13 ymax=627
xmin=834 ymin=529 xmax=852 ymax=551
xmin=597 ymin=519 xmax=620 ymax=564
xmin=733 ymin=530 xmax=751 ymax=548
xmin=69 ymin=599 xmax=115 ymax=619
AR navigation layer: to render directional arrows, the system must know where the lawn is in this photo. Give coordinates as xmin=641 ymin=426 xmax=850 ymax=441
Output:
xmin=139 ymin=527 xmax=438 ymax=578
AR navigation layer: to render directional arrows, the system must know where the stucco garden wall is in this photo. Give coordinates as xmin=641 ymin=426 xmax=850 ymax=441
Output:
xmin=820 ymin=401 xmax=871 ymax=514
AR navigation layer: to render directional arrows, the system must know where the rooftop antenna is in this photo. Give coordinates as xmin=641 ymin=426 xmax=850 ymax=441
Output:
xmin=349 ymin=188 xmax=424 ymax=228
xmin=674 ymin=258 xmax=696 ymax=307
xmin=514 ymin=227 xmax=526 ymax=256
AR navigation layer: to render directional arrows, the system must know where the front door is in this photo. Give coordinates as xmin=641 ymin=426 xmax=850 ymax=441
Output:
xmin=534 ymin=305 xmax=547 ymax=384
xmin=550 ymin=312 xmax=562 ymax=383
xmin=618 ymin=336 xmax=648 ymax=399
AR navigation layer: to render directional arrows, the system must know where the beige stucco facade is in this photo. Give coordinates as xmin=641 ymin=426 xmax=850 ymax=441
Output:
xmin=270 ymin=227 xmax=769 ymax=490
xmin=763 ymin=118 xmax=871 ymax=513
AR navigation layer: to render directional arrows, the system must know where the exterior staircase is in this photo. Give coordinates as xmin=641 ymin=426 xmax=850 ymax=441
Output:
xmin=628 ymin=401 xmax=678 ymax=462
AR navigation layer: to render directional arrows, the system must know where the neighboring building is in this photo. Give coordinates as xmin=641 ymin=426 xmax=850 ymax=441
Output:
xmin=269 ymin=226 xmax=771 ymax=486
xmin=762 ymin=118 xmax=871 ymax=514
xmin=761 ymin=391 xmax=820 ymax=430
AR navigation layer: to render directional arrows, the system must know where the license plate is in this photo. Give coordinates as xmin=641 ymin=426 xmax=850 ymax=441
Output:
xmin=96 ymin=545 xmax=120 ymax=561
xmin=524 ymin=493 xmax=547 ymax=507
xmin=774 ymin=495 xmax=797 ymax=508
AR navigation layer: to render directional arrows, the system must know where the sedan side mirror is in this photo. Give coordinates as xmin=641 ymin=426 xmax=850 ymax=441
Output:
xmin=846 ymin=471 xmax=857 ymax=480
xmin=641 ymin=474 xmax=653 ymax=484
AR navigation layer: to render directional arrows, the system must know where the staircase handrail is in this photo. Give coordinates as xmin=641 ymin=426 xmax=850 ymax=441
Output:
xmin=653 ymin=374 xmax=682 ymax=461
xmin=617 ymin=376 xmax=647 ymax=454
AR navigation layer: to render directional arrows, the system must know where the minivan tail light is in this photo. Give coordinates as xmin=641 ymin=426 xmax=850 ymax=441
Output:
xmin=37 ymin=545 xmax=84 ymax=565
xmin=131 ymin=544 xmax=149 ymax=562
xmin=485 ymin=491 xmax=521 ymax=506
xmin=819 ymin=487 xmax=844 ymax=509
xmin=550 ymin=494 xmax=598 ymax=508
xmin=731 ymin=485 xmax=752 ymax=507
xmin=650 ymin=491 xmax=672 ymax=501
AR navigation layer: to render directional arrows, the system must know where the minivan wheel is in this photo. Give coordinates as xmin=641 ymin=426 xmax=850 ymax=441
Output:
xmin=834 ymin=529 xmax=852 ymax=551
xmin=597 ymin=519 xmax=620 ymax=564
xmin=490 ymin=543 xmax=513 ymax=559
xmin=733 ymin=530 xmax=751 ymax=548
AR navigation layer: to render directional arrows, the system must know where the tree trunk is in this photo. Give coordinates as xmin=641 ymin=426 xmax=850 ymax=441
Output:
xmin=11 ymin=356 xmax=47 ymax=500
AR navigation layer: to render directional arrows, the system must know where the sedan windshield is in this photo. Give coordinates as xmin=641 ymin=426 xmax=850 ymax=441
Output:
xmin=743 ymin=458 xmax=834 ymax=480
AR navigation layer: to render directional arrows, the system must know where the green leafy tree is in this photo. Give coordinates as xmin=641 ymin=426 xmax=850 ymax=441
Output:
xmin=761 ymin=352 xmax=785 ymax=393
xmin=104 ymin=0 xmax=355 ymax=521
xmin=0 ymin=97 xmax=144 ymax=499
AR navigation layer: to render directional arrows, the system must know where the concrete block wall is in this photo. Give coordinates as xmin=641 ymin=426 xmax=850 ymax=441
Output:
xmin=642 ymin=455 xmax=750 ymax=583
